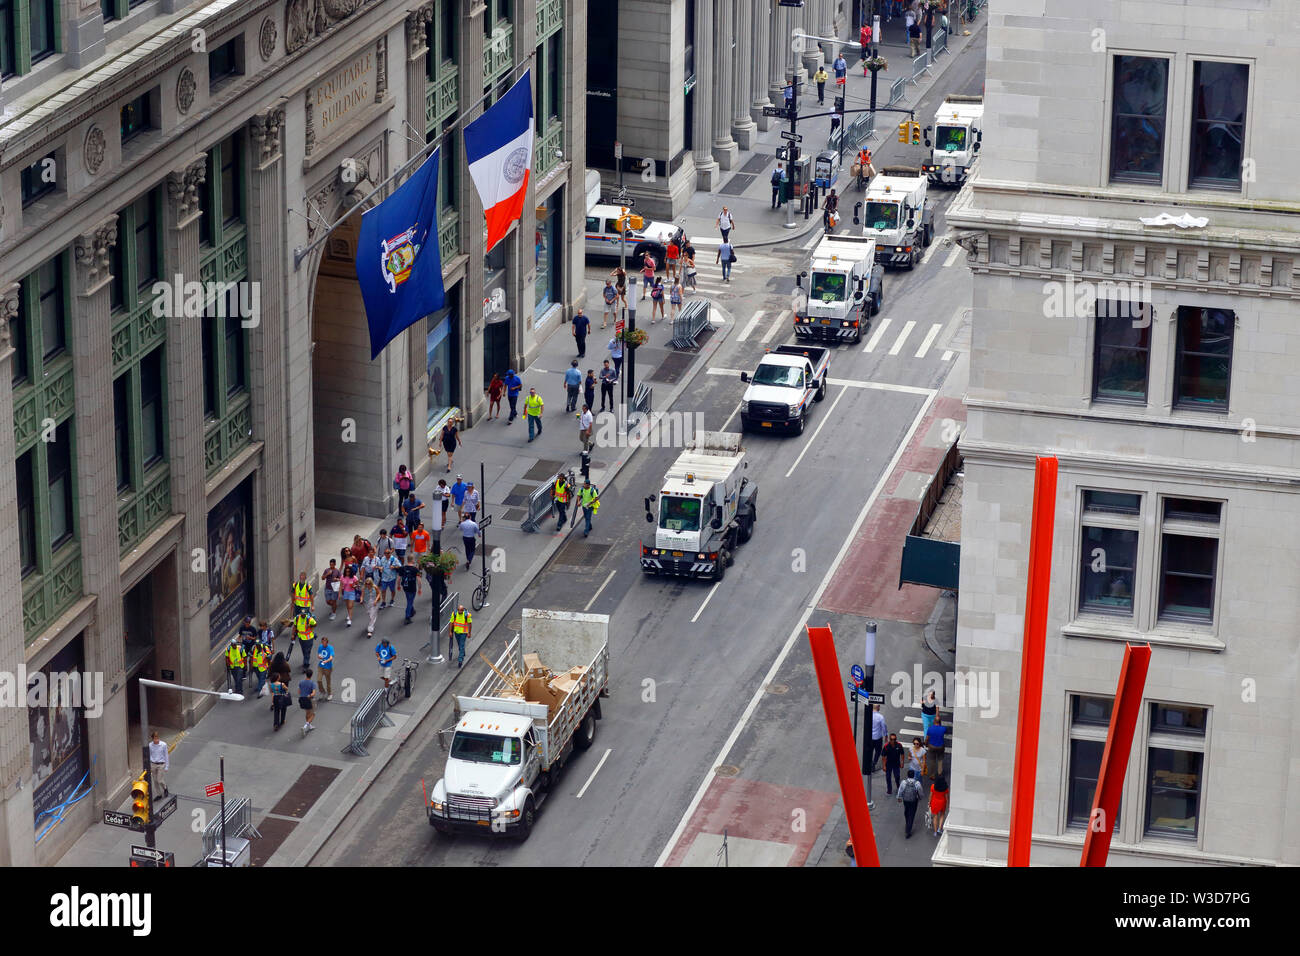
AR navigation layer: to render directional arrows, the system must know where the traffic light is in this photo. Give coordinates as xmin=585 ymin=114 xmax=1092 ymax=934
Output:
xmin=897 ymin=121 xmax=909 ymax=144
xmin=616 ymin=214 xmax=644 ymax=234
xmin=131 ymin=773 xmax=150 ymax=827
xmin=910 ymin=122 xmax=922 ymax=146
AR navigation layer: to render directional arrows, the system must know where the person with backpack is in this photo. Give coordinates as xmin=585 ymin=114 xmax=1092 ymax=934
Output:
xmin=771 ymin=164 xmax=786 ymax=208
xmin=269 ymin=669 xmax=291 ymax=731
xmin=716 ymin=240 xmax=735 ymax=283
xmin=601 ymin=279 xmax=618 ymax=329
xmin=393 ymin=465 xmax=414 ymax=510
xmin=897 ymin=770 xmax=924 ymax=838
xmin=684 ymin=250 xmax=698 ymax=293
xmin=649 ymin=277 xmax=666 ymax=323
xmin=669 ymin=280 xmax=683 ymax=321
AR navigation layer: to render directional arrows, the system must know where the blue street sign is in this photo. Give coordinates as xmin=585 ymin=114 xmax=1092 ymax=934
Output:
xmin=850 ymin=664 xmax=865 ymax=688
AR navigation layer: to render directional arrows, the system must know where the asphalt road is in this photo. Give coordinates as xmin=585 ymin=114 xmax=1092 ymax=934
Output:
xmin=312 ymin=30 xmax=986 ymax=868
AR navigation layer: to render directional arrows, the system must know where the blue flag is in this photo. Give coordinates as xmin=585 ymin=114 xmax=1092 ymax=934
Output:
xmin=355 ymin=148 xmax=446 ymax=359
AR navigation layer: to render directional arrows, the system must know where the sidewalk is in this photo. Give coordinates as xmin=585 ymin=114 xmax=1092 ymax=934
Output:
xmin=56 ymin=277 xmax=739 ymax=868
xmin=679 ymin=16 xmax=984 ymax=249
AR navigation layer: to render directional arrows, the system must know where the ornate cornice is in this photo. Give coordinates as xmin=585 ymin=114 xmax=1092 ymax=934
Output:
xmin=0 ymin=282 xmax=19 ymax=350
xmin=250 ymin=106 xmax=287 ymax=167
xmin=73 ymin=215 xmax=120 ymax=292
xmin=405 ymin=4 xmax=434 ymax=58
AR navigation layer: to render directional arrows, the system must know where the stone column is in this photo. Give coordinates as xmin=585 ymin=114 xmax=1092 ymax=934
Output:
xmin=751 ymin=1 xmax=773 ymax=130
xmin=405 ymin=5 xmax=435 ymax=164
xmin=0 ymin=285 xmax=35 ymax=866
xmin=163 ymin=156 xmax=211 ymax=719
xmin=711 ymin=0 xmax=738 ymax=170
xmin=730 ymin=0 xmax=757 ymax=149
xmin=693 ymin=0 xmax=719 ymax=189
xmin=801 ymin=1 xmax=824 ymax=75
xmin=461 ymin=3 xmax=487 ymax=385
xmin=770 ymin=0 xmax=788 ymax=104
xmin=822 ymin=0 xmax=837 ymax=42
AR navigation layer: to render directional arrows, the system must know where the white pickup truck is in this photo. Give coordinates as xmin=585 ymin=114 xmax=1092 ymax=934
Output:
xmin=739 ymin=344 xmax=830 ymax=435
xmin=427 ymin=609 xmax=610 ymax=840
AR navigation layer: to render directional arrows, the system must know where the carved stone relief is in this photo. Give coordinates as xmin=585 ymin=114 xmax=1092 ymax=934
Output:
xmin=177 ymin=67 xmax=197 ymax=114
xmin=74 ymin=216 xmax=120 ymax=291
xmin=84 ymin=126 xmax=107 ymax=175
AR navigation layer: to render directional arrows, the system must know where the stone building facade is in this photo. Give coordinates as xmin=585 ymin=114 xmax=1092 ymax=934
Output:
xmin=943 ymin=0 xmax=1300 ymax=865
xmin=0 ymin=0 xmax=586 ymax=864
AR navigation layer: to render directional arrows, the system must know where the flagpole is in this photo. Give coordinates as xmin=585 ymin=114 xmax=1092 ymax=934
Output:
xmin=293 ymin=62 xmax=535 ymax=271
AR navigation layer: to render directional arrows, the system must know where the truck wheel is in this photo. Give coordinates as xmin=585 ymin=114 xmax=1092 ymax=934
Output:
xmin=815 ymin=379 xmax=827 ymax=402
xmin=516 ymin=798 xmax=536 ymax=841
xmin=794 ymin=412 xmax=806 ymax=434
xmin=872 ymin=290 xmax=882 ymax=315
xmin=923 ymin=223 xmax=933 ymax=247
xmin=724 ymin=548 xmax=735 ymax=568
xmin=575 ymin=711 xmax=597 ymax=751
xmin=713 ymin=558 xmax=726 ymax=583
xmin=738 ymin=514 xmax=754 ymax=543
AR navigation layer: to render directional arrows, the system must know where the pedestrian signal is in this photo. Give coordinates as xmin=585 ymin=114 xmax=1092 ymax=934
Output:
xmin=834 ymin=96 xmax=845 ymax=113
xmin=130 ymin=774 xmax=151 ymax=826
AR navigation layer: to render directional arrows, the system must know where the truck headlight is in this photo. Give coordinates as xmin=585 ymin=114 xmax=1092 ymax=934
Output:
xmin=739 ymin=401 xmax=749 ymax=414
xmin=788 ymin=404 xmax=800 ymax=416
xmin=431 ymin=801 xmax=444 ymax=811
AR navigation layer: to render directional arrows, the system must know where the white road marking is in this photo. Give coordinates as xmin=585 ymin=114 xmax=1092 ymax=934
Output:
xmin=784 ymin=385 xmax=849 ymax=479
xmin=690 ymin=581 xmax=723 ymax=623
xmin=737 ymin=310 xmax=767 ymax=342
xmin=942 ymin=244 xmax=963 ymax=268
xmin=914 ymin=323 xmax=942 ymax=358
xmin=888 ymin=320 xmax=917 ymax=355
xmin=920 ymin=238 xmax=943 ymax=265
xmin=801 ymin=230 xmax=823 ymax=251
xmin=689 ymin=236 xmax=722 ymax=246
xmin=941 ymin=350 xmax=954 ymax=362
xmin=656 ymin=385 xmax=941 ymax=867
xmin=761 ymin=310 xmax=791 ymax=343
xmin=706 ymin=367 xmax=933 ymax=396
xmin=575 ymin=748 xmax=613 ymax=799
xmin=584 ymin=570 xmax=617 ymax=611
xmin=862 ymin=318 xmax=892 ymax=352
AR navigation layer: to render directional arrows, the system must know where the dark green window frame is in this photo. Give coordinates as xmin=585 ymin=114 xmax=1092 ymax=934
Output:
xmin=2 ymin=0 xmax=62 ymax=77
xmin=208 ymin=36 xmax=242 ymax=92
xmin=111 ymin=187 xmax=163 ymax=311
xmin=199 ymin=133 xmax=245 ymax=248
xmin=112 ymin=345 xmax=168 ymax=495
xmin=20 ymin=150 xmax=56 ymax=207
xmin=120 ymin=91 xmax=153 ymax=143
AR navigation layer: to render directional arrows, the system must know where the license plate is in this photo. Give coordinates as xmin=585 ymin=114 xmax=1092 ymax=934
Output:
xmin=821 ymin=319 xmax=832 ymax=325
xmin=761 ymin=422 xmax=772 ymax=428
xmin=672 ymin=551 xmax=684 ymax=557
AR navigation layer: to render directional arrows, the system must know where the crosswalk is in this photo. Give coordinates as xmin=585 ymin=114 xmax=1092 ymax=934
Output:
xmin=860 ymin=317 xmax=954 ymax=361
xmin=896 ymin=702 xmax=955 ymax=753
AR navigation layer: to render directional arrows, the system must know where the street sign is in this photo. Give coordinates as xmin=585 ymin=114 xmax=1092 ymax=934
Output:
xmin=154 ymin=794 xmax=178 ymax=824
xmin=620 ymin=198 xmax=636 ymax=208
xmin=762 ymin=106 xmax=790 ymax=119
xmin=614 ymin=141 xmax=623 ymax=160
xmin=850 ymin=664 xmax=865 ymax=687
xmin=130 ymin=844 xmax=166 ymax=862
xmin=780 ymin=131 xmax=803 ymax=143
xmin=103 ymin=809 xmax=144 ymax=832
xmin=865 ymin=692 xmax=885 ymax=705
xmin=205 ymin=782 xmax=224 ymax=797
xmin=479 ymin=515 xmax=493 ymax=529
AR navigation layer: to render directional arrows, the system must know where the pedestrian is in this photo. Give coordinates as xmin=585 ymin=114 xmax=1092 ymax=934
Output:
xmin=609 ymin=265 xmax=628 ymax=309
xmin=379 ymin=547 xmax=400 ymax=608
xmin=525 ymin=385 xmax=545 ymax=442
xmin=897 ymin=769 xmax=924 ymax=838
xmin=148 ymin=732 xmax=169 ymax=797
xmin=504 ymin=368 xmax=523 ymax=424
xmin=823 ymin=188 xmax=840 ymax=232
xmin=716 ymin=206 xmax=734 ymax=242
xmin=909 ymin=735 xmax=928 ymax=783
xmin=449 ymin=604 xmax=472 ymax=668
xmin=402 ymin=489 xmax=425 ymax=530
xmin=813 ymin=65 xmax=828 ymax=104
xmin=293 ymin=612 xmax=316 ymax=674
xmin=583 ymin=368 xmax=597 ymax=412
xmin=640 ymin=250 xmax=656 ymax=298
xmin=250 ymin=639 xmax=270 ymax=697
xmin=860 ymin=24 xmax=872 ymax=70
xmin=598 ymin=360 xmax=617 ymax=412
xmin=649 ymin=277 xmax=665 ymax=323
xmin=665 ymin=236 xmax=681 ymax=281
xmin=608 ymin=336 xmax=624 ymax=380
xmin=316 ymin=637 xmax=334 ymax=700
xmin=363 ymin=576 xmax=381 ymax=637
xmin=225 ymin=637 xmax=246 ymax=694
xmin=298 ymin=669 xmax=317 ymax=735
xmin=238 ymin=616 xmax=258 ymax=669
xmin=459 ymin=515 xmax=480 ymax=568
xmin=579 ymin=478 xmax=601 ymax=537
xmin=439 ymin=417 xmax=459 ymax=473
xmin=259 ymin=618 xmax=277 ymax=649
xmin=399 ymin=554 xmax=422 ymax=625
xmin=908 ymin=17 xmax=922 ymax=57
xmin=716 ymin=239 xmax=734 ymax=282
xmin=684 ymin=250 xmax=697 ymax=292
xmin=572 ymin=307 xmax=591 ymax=358
xmin=882 ymin=732 xmax=904 ymax=794
xmin=601 ymin=279 xmax=618 ymax=329
xmin=921 ymin=689 xmax=938 ymax=735
xmin=376 ymin=638 xmax=398 ymax=686
xmin=564 ymin=359 xmax=582 ymax=412
xmin=487 ymin=372 xmax=504 ymax=419
xmin=393 ymin=522 xmax=412 ymax=568
xmin=462 ymin=482 xmax=480 ymax=522
xmin=270 ymin=671 xmax=290 ymax=731
xmin=321 ymin=558 xmax=340 ymax=620
xmin=926 ymin=713 xmax=949 ymax=778
xmin=410 ymin=521 xmax=430 ymax=559
xmin=291 ymin=570 xmax=315 ymax=619
xmin=669 ymin=280 xmax=683 ymax=321
xmin=361 ymin=545 xmax=381 ymax=592
xmin=436 ymin=478 xmax=452 ymax=524
xmin=393 ymin=464 xmax=414 ymax=511
xmin=578 ymin=404 xmax=594 ymax=450
xmin=870 ymin=703 xmax=887 ymax=771
xmin=340 ymin=562 xmax=359 ymax=627
xmin=833 ymin=52 xmax=847 ymax=83
xmin=552 ymin=472 xmax=570 ymax=529
xmin=375 ymin=527 xmax=393 ymax=560
xmin=929 ymin=775 xmax=949 ymax=836
xmin=450 ymin=474 xmax=468 ymax=520
xmin=771 ymin=164 xmax=786 ymax=208
xmin=351 ymin=533 xmax=374 ymax=565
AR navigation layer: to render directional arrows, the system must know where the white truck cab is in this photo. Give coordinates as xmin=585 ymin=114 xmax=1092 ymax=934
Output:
xmin=923 ymin=95 xmax=983 ymax=186
xmin=859 ymin=167 xmax=934 ymax=269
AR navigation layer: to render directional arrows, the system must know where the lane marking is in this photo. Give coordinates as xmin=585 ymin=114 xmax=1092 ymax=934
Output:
xmin=943 ymin=245 xmax=963 ymax=268
xmin=941 ymin=350 xmax=954 ymax=362
xmin=862 ymin=318 xmax=892 ymax=352
xmin=706 ymin=367 xmax=933 ymax=395
xmin=761 ymin=310 xmax=791 ymax=343
xmin=801 ymin=230 xmax=823 ymax=251
xmin=720 ymin=400 xmax=743 ymax=432
xmin=888 ymin=320 xmax=916 ymax=355
xmin=920 ymin=237 xmax=943 ymax=265
xmin=584 ymin=570 xmax=617 ymax=611
xmin=575 ymin=748 xmax=613 ymax=799
xmin=785 ymin=385 xmax=849 ymax=479
xmin=655 ymin=385 xmax=941 ymax=867
xmin=690 ymin=581 xmax=723 ymax=623
xmin=914 ymin=323 xmax=942 ymax=359
xmin=737 ymin=310 xmax=767 ymax=342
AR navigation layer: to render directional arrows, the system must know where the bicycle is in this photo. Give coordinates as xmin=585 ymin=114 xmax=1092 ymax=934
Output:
xmin=385 ymin=658 xmax=419 ymax=706
xmin=471 ymin=567 xmax=491 ymax=611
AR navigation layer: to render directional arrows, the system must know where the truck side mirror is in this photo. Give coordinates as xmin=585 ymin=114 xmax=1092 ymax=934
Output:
xmin=907 ymin=218 xmax=916 ymax=229
xmin=973 ymin=141 xmax=981 ymax=152
xmin=645 ymin=511 xmax=654 ymax=524
xmin=923 ymin=126 xmax=932 ymax=148
xmin=740 ymin=371 xmax=749 ymax=383
xmin=854 ymin=290 xmax=864 ymax=301
xmin=853 ymin=201 xmax=862 ymax=225
xmin=710 ymin=507 xmax=724 ymax=530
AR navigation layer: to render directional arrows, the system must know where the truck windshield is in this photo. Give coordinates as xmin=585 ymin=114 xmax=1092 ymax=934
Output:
xmin=751 ymin=364 xmax=804 ymax=388
xmin=660 ymin=496 xmax=702 ymax=533
xmin=935 ymin=125 xmax=967 ymax=151
xmin=810 ymin=271 xmax=847 ymax=302
xmin=863 ymin=202 xmax=899 ymax=231
xmin=450 ymin=731 xmax=521 ymax=765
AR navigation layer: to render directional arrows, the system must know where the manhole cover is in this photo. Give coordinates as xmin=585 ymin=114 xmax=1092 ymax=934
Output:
xmin=715 ymin=765 xmax=741 ymax=777
xmin=554 ymin=540 xmax=612 ymax=568
xmin=649 ymin=351 xmax=696 ymax=384
xmin=766 ymin=683 xmax=790 ymax=695
xmin=508 ymin=619 xmax=522 ymax=632
xmin=739 ymin=152 xmax=774 ymax=175
xmin=501 ymin=508 xmax=527 ymax=522
xmin=718 ymin=173 xmax=756 ymax=196
xmin=523 ymin=460 xmax=566 ymax=481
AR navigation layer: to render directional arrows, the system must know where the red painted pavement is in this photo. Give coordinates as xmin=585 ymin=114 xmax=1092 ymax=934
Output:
xmin=820 ymin=396 xmax=966 ymax=622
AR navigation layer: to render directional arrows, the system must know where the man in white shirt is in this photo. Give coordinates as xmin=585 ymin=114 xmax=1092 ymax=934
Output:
xmin=578 ymin=404 xmax=594 ymax=449
xmin=716 ymin=206 xmax=734 ymax=242
xmin=459 ymin=516 xmax=480 ymax=570
xmin=148 ymin=731 xmax=169 ymax=797
xmin=870 ymin=704 xmax=888 ymax=771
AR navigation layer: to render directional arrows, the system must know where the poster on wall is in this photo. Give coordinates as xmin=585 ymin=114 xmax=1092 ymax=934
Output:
xmin=207 ymin=477 xmax=254 ymax=648
xmin=30 ymin=635 xmax=90 ymax=828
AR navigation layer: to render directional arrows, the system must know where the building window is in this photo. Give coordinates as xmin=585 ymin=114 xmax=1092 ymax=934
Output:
xmin=47 ymin=420 xmax=74 ymax=547
xmin=1078 ymin=491 xmax=1141 ymax=618
xmin=1173 ymin=306 xmax=1233 ymax=411
xmin=21 ymin=152 xmax=57 ymax=207
xmin=201 ymin=134 xmax=244 ymax=247
xmin=114 ymin=374 xmax=131 ymax=491
xmin=0 ymin=0 xmax=16 ymax=78
xmin=439 ymin=131 xmax=458 ymax=214
xmin=1109 ymin=55 xmax=1167 ymax=185
xmin=202 ymin=321 xmax=217 ymax=418
xmin=209 ymin=37 xmax=242 ymax=91
xmin=441 ymin=0 xmax=456 ymax=61
xmin=120 ymin=92 xmax=153 ymax=143
xmin=1189 ymin=61 xmax=1248 ymax=190
xmin=202 ymin=295 xmax=247 ymax=420
xmin=220 ymin=141 xmax=242 ymax=226
xmin=101 ymin=0 xmax=114 ymax=22
xmin=133 ymin=192 xmax=160 ymax=289
xmin=547 ymin=32 xmax=561 ymax=122
xmin=111 ymin=188 xmax=163 ymax=315
xmin=1092 ymin=299 xmax=1149 ymax=404
xmin=1157 ymin=498 xmax=1221 ymax=624
xmin=140 ymin=347 xmax=165 ymax=465
xmin=223 ymin=315 xmax=246 ymax=395
xmin=1145 ymin=703 xmax=1206 ymax=839
xmin=37 ymin=257 xmax=66 ymax=361
xmin=17 ymin=450 xmax=36 ymax=575
xmin=28 ymin=0 xmax=55 ymax=64
xmin=1067 ymin=695 xmax=1115 ymax=828
xmin=426 ymin=286 xmax=460 ymax=429
xmin=534 ymin=189 xmax=562 ymax=320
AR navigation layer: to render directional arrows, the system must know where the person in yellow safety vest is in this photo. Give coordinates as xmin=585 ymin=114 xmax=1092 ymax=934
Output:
xmin=579 ymin=479 xmax=601 ymax=538
xmin=449 ymin=605 xmax=472 ymax=668
xmin=552 ymin=473 xmax=570 ymax=530
xmin=225 ymin=639 xmax=247 ymax=695
xmin=292 ymin=571 xmax=314 ymax=617
xmin=524 ymin=387 xmax=545 ymax=442
xmin=250 ymin=641 xmax=270 ymax=697
xmin=856 ymin=148 xmax=875 ymax=184
xmin=293 ymin=614 xmax=317 ymax=676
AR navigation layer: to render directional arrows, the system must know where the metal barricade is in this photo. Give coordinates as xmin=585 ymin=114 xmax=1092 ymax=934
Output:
xmin=199 ymin=795 xmax=262 ymax=861
xmin=341 ymin=687 xmax=395 ymax=757
xmin=887 ymin=77 xmax=906 ymax=108
xmin=419 ymin=590 xmax=460 ymax=650
xmin=626 ymin=383 xmax=653 ymax=436
xmin=911 ymin=51 xmax=932 ymax=84
xmin=934 ymin=28 xmax=949 ymax=57
xmin=521 ymin=478 xmax=557 ymax=532
xmin=671 ymin=299 xmax=711 ymax=350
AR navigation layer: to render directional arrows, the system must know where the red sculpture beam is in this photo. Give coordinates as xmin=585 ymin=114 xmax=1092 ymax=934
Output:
xmin=806 ymin=625 xmax=880 ymax=867
xmin=1080 ymin=642 xmax=1152 ymax=867
xmin=1007 ymin=456 xmax=1058 ymax=867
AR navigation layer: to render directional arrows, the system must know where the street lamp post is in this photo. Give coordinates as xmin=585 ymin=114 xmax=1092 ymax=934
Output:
xmin=625 ymin=277 xmax=638 ymax=411
xmin=863 ymin=620 xmax=877 ymax=811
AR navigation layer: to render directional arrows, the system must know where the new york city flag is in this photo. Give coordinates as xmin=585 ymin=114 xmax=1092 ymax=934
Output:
xmin=464 ymin=71 xmax=534 ymax=253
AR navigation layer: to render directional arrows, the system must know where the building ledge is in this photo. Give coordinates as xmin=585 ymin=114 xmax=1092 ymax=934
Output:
xmin=1060 ymin=620 xmax=1225 ymax=653
xmin=934 ymin=823 xmax=1274 ymax=867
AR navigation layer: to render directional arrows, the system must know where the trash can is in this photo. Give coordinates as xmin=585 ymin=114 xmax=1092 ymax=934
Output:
xmin=204 ymin=836 xmax=251 ymax=867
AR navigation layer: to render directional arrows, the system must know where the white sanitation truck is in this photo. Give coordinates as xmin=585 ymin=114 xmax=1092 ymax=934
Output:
xmin=794 ymin=234 xmax=885 ymax=344
xmin=859 ymin=166 xmax=934 ymax=269
xmin=427 ymin=608 xmax=609 ymax=840
xmin=640 ymin=431 xmax=757 ymax=582
xmin=923 ymin=94 xmax=983 ymax=186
